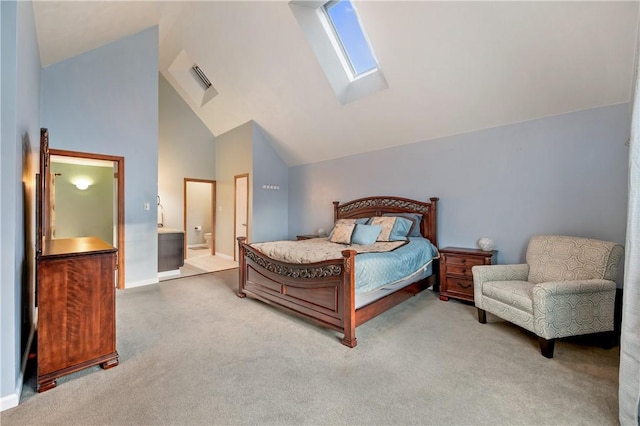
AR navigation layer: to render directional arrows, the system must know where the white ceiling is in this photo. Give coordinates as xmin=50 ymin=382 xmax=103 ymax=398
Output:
xmin=33 ymin=1 xmax=639 ymax=166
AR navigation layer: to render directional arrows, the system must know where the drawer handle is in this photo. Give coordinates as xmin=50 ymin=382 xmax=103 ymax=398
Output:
xmin=460 ymin=259 xmax=466 ymax=263
xmin=461 ymin=268 xmax=466 ymax=274
xmin=458 ymin=281 xmax=472 ymax=289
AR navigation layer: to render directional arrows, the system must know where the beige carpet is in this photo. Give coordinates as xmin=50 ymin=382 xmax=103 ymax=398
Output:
xmin=2 ymin=270 xmax=619 ymax=425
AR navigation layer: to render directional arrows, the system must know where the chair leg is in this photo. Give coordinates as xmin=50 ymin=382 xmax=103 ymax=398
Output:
xmin=477 ymin=308 xmax=487 ymax=324
xmin=599 ymin=331 xmax=618 ymax=349
xmin=538 ymin=337 xmax=555 ymax=358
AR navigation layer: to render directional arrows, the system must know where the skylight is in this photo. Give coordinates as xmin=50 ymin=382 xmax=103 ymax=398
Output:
xmin=323 ymin=0 xmax=377 ymax=79
xmin=289 ymin=0 xmax=388 ymax=104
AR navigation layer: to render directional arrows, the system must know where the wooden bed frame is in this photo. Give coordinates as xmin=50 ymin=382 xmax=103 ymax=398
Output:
xmin=237 ymin=196 xmax=439 ymax=347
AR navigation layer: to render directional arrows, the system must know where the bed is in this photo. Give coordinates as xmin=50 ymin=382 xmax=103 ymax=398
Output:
xmin=237 ymin=196 xmax=439 ymax=347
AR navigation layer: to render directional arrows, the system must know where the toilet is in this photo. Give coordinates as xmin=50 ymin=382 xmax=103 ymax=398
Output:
xmin=204 ymin=232 xmax=212 ymax=249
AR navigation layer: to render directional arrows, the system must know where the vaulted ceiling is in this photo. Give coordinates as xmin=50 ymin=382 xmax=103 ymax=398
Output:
xmin=33 ymin=1 xmax=639 ymax=166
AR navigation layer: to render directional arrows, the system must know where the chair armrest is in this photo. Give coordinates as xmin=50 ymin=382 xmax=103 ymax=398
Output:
xmin=472 ymin=264 xmax=529 ymax=285
xmin=472 ymin=264 xmax=529 ymax=307
xmin=532 ymin=279 xmax=616 ymax=339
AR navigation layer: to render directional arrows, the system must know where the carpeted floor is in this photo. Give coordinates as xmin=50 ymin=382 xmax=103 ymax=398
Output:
xmin=2 ymin=269 xmax=619 ymax=425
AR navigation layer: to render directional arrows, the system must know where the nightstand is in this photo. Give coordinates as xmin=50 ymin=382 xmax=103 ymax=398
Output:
xmin=296 ymin=234 xmax=319 ymax=240
xmin=439 ymin=247 xmax=497 ymax=302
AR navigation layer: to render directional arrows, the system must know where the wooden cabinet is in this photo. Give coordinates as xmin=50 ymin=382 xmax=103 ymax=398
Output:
xmin=37 ymin=236 xmax=119 ymax=392
xmin=439 ymin=247 xmax=497 ymax=303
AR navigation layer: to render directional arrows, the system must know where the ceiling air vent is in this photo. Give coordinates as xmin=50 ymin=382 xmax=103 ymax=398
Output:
xmin=191 ymin=65 xmax=212 ymax=90
xmin=168 ymin=50 xmax=218 ymax=108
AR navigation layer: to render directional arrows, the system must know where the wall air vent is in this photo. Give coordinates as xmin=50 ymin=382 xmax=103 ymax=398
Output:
xmin=167 ymin=50 xmax=218 ymax=108
xmin=191 ymin=65 xmax=212 ymax=90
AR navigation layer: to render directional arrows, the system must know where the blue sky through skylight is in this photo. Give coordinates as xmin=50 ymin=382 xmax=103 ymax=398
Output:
xmin=324 ymin=0 xmax=377 ymax=77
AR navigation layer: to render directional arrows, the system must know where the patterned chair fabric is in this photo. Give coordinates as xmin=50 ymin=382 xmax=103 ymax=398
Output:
xmin=473 ymin=235 xmax=624 ymax=357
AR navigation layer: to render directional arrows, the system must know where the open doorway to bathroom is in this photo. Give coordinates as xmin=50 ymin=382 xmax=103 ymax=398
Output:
xmin=48 ymin=149 xmax=125 ymax=288
xmin=180 ymin=178 xmax=237 ymax=276
xmin=184 ymin=178 xmax=215 ymax=256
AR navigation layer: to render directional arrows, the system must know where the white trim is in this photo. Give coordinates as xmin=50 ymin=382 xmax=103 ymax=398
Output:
xmin=157 ymin=270 xmax=180 ymax=279
xmin=0 ymin=384 xmax=20 ymax=412
xmin=125 ymin=277 xmax=159 ymax=289
xmin=1 ymin=323 xmax=35 ymax=412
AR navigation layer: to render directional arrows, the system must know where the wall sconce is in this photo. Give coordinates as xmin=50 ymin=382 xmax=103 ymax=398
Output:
xmin=73 ymin=178 xmax=92 ymax=191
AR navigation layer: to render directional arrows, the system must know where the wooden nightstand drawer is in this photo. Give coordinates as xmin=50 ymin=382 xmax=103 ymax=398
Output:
xmin=446 ymin=264 xmax=474 ymax=278
xmin=439 ymin=247 xmax=497 ymax=303
xmin=445 ymin=277 xmax=475 ymax=297
xmin=445 ymin=256 xmax=485 ymax=268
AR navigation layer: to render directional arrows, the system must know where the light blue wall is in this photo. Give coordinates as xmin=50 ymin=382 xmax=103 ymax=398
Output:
xmin=1 ymin=0 xmax=41 ymax=408
xmin=289 ymin=104 xmax=630 ymax=275
xmin=215 ymin=121 xmax=253 ymax=256
xmin=252 ymin=124 xmax=288 ymax=243
xmin=41 ymin=27 xmax=159 ymax=286
xmin=158 ymin=73 xmax=215 ymax=232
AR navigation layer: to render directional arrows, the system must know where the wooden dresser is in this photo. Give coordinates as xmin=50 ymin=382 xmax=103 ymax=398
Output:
xmin=439 ymin=247 xmax=497 ymax=303
xmin=37 ymin=236 xmax=119 ymax=392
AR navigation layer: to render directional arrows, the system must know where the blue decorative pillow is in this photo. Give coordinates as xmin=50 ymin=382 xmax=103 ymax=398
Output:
xmin=383 ymin=213 xmax=423 ymax=237
xmin=351 ymin=224 xmax=382 ymax=245
xmin=389 ymin=216 xmax=414 ymax=240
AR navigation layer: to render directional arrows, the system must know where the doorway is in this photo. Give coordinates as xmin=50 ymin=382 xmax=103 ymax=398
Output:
xmin=48 ymin=149 xmax=125 ymax=288
xmin=234 ymin=173 xmax=249 ymax=261
xmin=183 ymin=178 xmax=216 ymax=256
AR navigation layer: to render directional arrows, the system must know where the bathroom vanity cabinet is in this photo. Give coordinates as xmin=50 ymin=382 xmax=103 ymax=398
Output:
xmin=158 ymin=228 xmax=185 ymax=272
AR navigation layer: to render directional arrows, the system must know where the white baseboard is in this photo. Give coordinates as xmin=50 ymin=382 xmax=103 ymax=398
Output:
xmin=125 ymin=277 xmax=159 ymax=289
xmin=157 ymin=270 xmax=180 ymax=279
xmin=215 ymin=252 xmax=234 ymax=261
xmin=0 ymin=386 xmax=20 ymax=412
xmin=1 ymin=322 xmax=35 ymax=412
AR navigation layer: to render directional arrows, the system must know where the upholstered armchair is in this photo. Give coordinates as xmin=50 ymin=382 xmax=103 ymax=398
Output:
xmin=472 ymin=235 xmax=624 ymax=358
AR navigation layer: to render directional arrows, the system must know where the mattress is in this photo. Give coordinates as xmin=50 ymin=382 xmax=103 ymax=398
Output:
xmin=354 ymin=237 xmax=437 ymax=294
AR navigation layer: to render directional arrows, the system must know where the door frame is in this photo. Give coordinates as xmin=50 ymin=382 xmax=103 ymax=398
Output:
xmin=234 ymin=173 xmax=249 ymax=261
xmin=183 ymin=178 xmax=217 ymax=256
xmin=48 ymin=149 xmax=125 ymax=289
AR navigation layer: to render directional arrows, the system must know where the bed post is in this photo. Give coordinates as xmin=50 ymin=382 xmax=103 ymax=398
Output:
xmin=333 ymin=201 xmax=340 ymax=223
xmin=341 ymin=249 xmax=357 ymax=348
xmin=237 ymin=237 xmax=247 ymax=298
xmin=429 ymin=197 xmax=439 ymax=247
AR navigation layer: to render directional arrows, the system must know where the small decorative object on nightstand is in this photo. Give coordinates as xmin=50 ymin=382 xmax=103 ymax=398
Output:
xmin=439 ymin=247 xmax=497 ymax=302
xmin=477 ymin=237 xmax=495 ymax=251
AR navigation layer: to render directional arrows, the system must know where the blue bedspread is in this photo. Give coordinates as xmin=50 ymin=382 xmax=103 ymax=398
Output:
xmin=355 ymin=237 xmax=438 ymax=294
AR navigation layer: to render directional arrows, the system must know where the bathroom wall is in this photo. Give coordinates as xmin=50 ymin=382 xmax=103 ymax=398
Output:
xmin=49 ymin=162 xmax=114 ymax=245
xmin=185 ymin=181 xmax=212 ymax=246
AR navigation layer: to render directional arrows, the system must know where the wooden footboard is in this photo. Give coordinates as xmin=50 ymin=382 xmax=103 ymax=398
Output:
xmin=238 ymin=237 xmax=359 ymax=347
